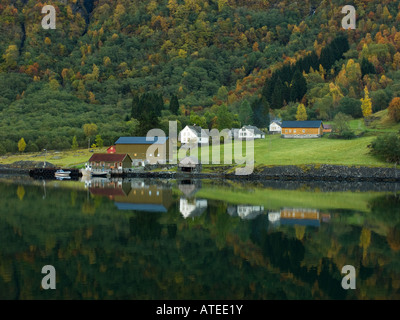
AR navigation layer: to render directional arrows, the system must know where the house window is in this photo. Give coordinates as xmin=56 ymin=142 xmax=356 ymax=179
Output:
xmin=294 ymin=130 xmax=296 ymax=133
xmin=119 ymin=162 xmax=122 ymax=167
xmin=289 ymin=129 xmax=292 ymax=133
xmin=302 ymin=129 xmax=305 ymax=133
xmin=285 ymin=129 xmax=288 ymax=133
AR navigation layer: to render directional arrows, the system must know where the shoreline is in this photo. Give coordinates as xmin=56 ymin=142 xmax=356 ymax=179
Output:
xmin=1 ymin=163 xmax=399 ymax=183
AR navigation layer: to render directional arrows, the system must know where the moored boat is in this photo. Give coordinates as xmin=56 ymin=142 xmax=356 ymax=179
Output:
xmin=55 ymin=169 xmax=71 ymax=178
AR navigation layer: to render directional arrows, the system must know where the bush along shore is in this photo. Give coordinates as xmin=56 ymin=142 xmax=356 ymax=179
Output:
xmin=1 ymin=162 xmax=400 ymax=182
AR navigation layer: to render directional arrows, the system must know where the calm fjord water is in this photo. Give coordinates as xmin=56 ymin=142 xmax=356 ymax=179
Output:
xmin=0 ymin=177 xmax=399 ymax=300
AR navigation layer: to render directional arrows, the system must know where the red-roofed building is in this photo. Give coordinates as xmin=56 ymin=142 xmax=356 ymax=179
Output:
xmin=88 ymin=153 xmax=132 ymax=170
xmin=107 ymin=145 xmax=116 ymax=154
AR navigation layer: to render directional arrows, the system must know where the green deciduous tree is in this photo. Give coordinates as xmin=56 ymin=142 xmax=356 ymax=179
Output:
xmin=83 ymin=123 xmax=98 ymax=137
xmin=238 ymin=100 xmax=253 ymax=126
xmin=331 ymin=112 xmax=355 ymax=139
xmin=95 ymin=135 xmax=104 ymax=148
xmin=370 ymin=133 xmax=400 ymax=163
xmin=72 ymin=136 xmax=79 ymax=149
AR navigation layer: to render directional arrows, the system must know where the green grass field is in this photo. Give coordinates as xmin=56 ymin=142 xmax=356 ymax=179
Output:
xmin=0 ymin=148 xmax=108 ymax=168
xmin=1 ymin=111 xmax=398 ymax=169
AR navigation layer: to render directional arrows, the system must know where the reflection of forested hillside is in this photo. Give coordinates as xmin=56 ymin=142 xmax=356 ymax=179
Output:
xmin=0 ymin=181 xmax=399 ymax=299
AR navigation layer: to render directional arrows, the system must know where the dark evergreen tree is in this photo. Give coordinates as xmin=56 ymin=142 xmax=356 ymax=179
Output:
xmin=319 ymin=46 xmax=335 ymax=71
xmin=251 ymin=97 xmax=270 ymax=128
xmin=169 ymin=94 xmax=180 ymax=115
xmin=290 ymin=69 xmax=307 ymax=102
xmin=361 ymin=58 xmax=376 ymax=77
xmin=131 ymin=93 xmax=140 ymax=119
xmin=270 ymin=77 xmax=285 ymax=109
xmin=134 ymin=93 xmax=163 ymax=136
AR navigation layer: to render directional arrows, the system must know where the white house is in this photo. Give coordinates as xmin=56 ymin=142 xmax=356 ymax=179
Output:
xmin=179 ymin=125 xmax=209 ymax=145
xmin=238 ymin=125 xmax=265 ymax=139
xmin=237 ymin=205 xmax=264 ymax=219
xmin=269 ymin=121 xmax=282 ymax=134
xmin=179 ymin=198 xmax=208 ymax=218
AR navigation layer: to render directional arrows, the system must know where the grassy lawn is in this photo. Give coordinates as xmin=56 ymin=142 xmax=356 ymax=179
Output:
xmin=253 ymin=134 xmax=388 ymax=167
xmin=184 ymin=134 xmax=389 ymax=168
xmin=0 ymin=148 xmax=108 ymax=168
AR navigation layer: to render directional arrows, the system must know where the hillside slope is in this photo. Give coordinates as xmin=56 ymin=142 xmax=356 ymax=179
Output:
xmin=0 ymin=0 xmax=399 ymax=153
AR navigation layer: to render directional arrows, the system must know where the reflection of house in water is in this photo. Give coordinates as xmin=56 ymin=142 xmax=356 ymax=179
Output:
xmin=89 ymin=179 xmax=131 ymax=199
xmin=89 ymin=179 xmax=172 ymax=213
xmin=178 ymin=179 xmax=202 ymax=198
xmin=179 ymin=198 xmax=208 ymax=219
xmin=227 ymin=205 xmax=264 ymax=220
xmin=268 ymin=208 xmax=331 ymax=227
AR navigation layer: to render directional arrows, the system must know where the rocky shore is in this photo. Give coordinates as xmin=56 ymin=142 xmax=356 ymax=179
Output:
xmin=1 ymin=162 xmax=399 ymax=182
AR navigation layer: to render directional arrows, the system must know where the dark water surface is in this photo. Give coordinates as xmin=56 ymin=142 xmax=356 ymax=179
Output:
xmin=0 ymin=177 xmax=399 ymax=300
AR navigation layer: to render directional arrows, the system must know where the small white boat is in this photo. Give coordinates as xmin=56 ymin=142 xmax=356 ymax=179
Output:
xmin=55 ymin=169 xmax=71 ymax=178
xmin=80 ymin=163 xmax=92 ymax=177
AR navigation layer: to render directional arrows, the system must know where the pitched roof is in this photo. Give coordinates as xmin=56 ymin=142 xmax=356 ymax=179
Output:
xmin=89 ymin=153 xmax=130 ymax=162
xmin=242 ymin=125 xmax=264 ymax=135
xmin=270 ymin=120 xmax=282 ymax=126
xmin=281 ymin=120 xmax=323 ymax=128
xmin=115 ymin=137 xmax=169 ymax=145
xmin=186 ymin=125 xmax=209 ymax=137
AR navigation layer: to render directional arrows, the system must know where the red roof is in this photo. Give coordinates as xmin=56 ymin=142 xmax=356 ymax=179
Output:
xmin=89 ymin=153 xmax=130 ymax=162
xmin=107 ymin=145 xmax=116 ymax=154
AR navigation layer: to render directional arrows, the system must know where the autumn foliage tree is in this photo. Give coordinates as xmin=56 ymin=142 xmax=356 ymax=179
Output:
xmin=361 ymin=86 xmax=373 ymax=120
xmin=18 ymin=138 xmax=26 ymax=153
xmin=388 ymin=97 xmax=400 ymax=122
xmin=295 ymin=103 xmax=307 ymax=121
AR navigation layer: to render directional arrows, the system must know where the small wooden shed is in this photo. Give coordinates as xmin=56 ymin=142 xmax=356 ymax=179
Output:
xmin=178 ymin=156 xmax=202 ymax=173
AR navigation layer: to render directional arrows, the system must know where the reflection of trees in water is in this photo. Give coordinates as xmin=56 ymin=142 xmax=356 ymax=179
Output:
xmin=0 ymin=182 xmax=400 ymax=299
xmin=130 ymin=212 xmax=162 ymax=240
xmin=369 ymin=194 xmax=400 ymax=251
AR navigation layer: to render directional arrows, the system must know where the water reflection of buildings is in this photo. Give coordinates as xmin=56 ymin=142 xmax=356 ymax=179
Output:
xmin=180 ymin=198 xmax=208 ymax=218
xmin=268 ymin=208 xmax=331 ymax=228
xmin=227 ymin=205 xmax=265 ymax=220
xmin=178 ymin=179 xmax=208 ymax=219
xmin=89 ymin=178 xmax=172 ymax=213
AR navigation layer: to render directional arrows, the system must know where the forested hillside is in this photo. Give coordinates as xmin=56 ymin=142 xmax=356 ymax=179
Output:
xmin=1 ymin=0 xmax=400 ymax=152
